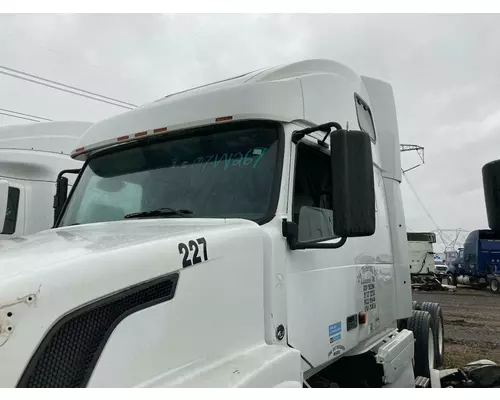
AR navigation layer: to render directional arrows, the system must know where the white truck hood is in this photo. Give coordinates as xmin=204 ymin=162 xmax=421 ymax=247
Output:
xmin=0 ymin=218 xmax=251 ymax=279
xmin=0 ymin=217 xmax=266 ymax=387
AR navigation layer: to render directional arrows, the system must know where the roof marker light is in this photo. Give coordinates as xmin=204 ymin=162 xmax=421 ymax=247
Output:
xmin=215 ymin=116 xmax=233 ymax=122
xmin=154 ymin=127 xmax=168 ymax=134
xmin=135 ymin=131 xmax=147 ymax=137
xmin=74 ymin=147 xmax=85 ymax=153
xmin=117 ymin=135 xmax=129 ymax=141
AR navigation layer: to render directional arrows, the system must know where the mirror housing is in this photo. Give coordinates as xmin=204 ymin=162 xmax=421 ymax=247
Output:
xmin=330 ymin=129 xmax=376 ymax=237
xmin=0 ymin=179 xmax=9 ymax=232
xmin=482 ymin=159 xmax=500 ymax=230
xmin=53 ymin=168 xmax=81 ymax=227
xmin=53 ymin=176 xmax=69 ymax=226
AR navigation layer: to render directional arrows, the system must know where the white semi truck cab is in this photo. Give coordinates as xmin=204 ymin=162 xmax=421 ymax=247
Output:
xmin=0 ymin=121 xmax=91 ymax=241
xmin=407 ymin=232 xmax=437 ymax=275
xmin=0 ymin=59 xmax=444 ymax=388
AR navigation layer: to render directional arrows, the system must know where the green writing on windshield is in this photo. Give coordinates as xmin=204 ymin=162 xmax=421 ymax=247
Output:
xmin=170 ymin=147 xmax=268 ymax=171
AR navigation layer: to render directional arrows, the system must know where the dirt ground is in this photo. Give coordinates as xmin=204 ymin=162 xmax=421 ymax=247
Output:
xmin=413 ymin=287 xmax=500 ymax=369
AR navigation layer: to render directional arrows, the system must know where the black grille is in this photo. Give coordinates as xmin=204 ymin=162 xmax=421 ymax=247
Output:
xmin=18 ymin=273 xmax=179 ymax=388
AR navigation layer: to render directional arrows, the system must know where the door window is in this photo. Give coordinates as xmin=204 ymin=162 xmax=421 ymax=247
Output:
xmin=2 ymin=187 xmax=20 ymax=235
xmin=292 ymin=142 xmax=338 ymax=243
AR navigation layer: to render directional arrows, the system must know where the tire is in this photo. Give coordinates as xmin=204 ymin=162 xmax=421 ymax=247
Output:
xmin=490 ymin=277 xmax=500 ymax=294
xmin=412 ymin=300 xmax=421 ymax=310
xmin=407 ymin=310 xmax=435 ymax=378
xmin=419 ymin=302 xmax=444 ymax=368
xmin=447 ymin=274 xmax=456 ymax=286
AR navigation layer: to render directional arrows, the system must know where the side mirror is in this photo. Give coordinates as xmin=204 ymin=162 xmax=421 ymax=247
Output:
xmin=330 ymin=129 xmax=376 ymax=237
xmin=0 ymin=179 xmax=9 ymax=232
xmin=482 ymin=159 xmax=500 ymax=230
xmin=283 ymin=128 xmax=375 ymax=250
xmin=53 ymin=176 xmax=69 ymax=227
xmin=53 ymin=168 xmax=81 ymax=227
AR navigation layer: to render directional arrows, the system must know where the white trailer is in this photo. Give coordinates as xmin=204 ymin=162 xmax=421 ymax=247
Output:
xmin=0 ymin=121 xmax=91 ymax=241
xmin=408 ymin=232 xmax=437 ymax=275
xmin=0 ymin=59 xmax=445 ymax=388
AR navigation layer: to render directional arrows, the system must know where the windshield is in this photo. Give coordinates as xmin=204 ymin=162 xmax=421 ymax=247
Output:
xmin=59 ymin=122 xmax=282 ymax=227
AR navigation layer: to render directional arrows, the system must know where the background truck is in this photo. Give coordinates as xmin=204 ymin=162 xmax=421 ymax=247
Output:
xmin=446 ymin=231 xmax=500 ymax=292
xmin=408 ymin=232 xmax=437 ymax=275
xmin=452 ymin=159 xmax=500 ymax=294
xmin=0 ymin=121 xmax=90 ymax=241
xmin=0 ymin=59 xmax=445 ymax=388
xmin=433 ymin=252 xmax=449 ymax=278
xmin=407 ymin=232 xmax=446 ymax=290
xmin=444 ymin=250 xmax=458 ymax=267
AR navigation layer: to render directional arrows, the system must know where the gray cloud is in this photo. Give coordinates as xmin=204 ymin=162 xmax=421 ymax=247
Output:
xmin=1 ymin=13 xmax=499 ymax=246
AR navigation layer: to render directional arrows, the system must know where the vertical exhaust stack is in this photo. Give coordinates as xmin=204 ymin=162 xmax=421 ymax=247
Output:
xmin=482 ymin=159 xmax=500 ymax=231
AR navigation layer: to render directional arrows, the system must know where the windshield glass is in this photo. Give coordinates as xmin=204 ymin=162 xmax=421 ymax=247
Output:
xmin=59 ymin=122 xmax=281 ymax=226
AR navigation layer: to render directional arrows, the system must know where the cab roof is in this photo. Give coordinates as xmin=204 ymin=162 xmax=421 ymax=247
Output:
xmin=0 ymin=121 xmax=92 ymax=154
xmin=71 ymin=59 xmax=361 ymax=161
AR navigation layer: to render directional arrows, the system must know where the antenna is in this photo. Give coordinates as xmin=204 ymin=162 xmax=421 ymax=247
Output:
xmin=400 ymin=144 xmax=425 ymax=174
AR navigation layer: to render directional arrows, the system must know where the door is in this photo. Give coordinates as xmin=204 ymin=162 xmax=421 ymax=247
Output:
xmin=285 ymin=138 xmax=395 ymax=369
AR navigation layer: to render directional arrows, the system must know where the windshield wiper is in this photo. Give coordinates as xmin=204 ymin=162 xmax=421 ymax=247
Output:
xmin=124 ymin=207 xmax=194 ymax=219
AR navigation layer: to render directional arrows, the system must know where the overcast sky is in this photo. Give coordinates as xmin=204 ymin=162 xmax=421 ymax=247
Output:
xmin=1 ymin=13 xmax=498 ymax=250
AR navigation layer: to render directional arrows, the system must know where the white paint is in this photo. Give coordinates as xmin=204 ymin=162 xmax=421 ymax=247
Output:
xmin=71 ymin=78 xmax=304 ymax=161
xmin=362 ymin=76 xmax=413 ymax=321
xmin=382 ymin=363 xmax=416 ymax=388
xmin=407 ymin=236 xmax=436 ymax=275
xmin=0 ymin=121 xmax=91 ymax=238
xmin=0 ymin=59 xmax=423 ymax=387
xmin=0 ymin=120 xmax=91 ymax=155
xmin=375 ymin=329 xmax=415 ymax=384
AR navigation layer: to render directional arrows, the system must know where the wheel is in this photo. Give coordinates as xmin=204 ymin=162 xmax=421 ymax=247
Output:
xmin=447 ymin=274 xmax=456 ymax=286
xmin=490 ymin=278 xmax=500 ymax=294
xmin=407 ymin=310 xmax=435 ymax=378
xmin=419 ymin=302 xmax=444 ymax=368
xmin=477 ymin=277 xmax=489 ymax=289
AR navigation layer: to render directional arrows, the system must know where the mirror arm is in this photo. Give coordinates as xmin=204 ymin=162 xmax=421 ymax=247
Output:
xmin=57 ymin=168 xmax=81 ymax=181
xmin=292 ymin=122 xmax=342 ymax=145
xmin=282 ymin=219 xmax=347 ymax=250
